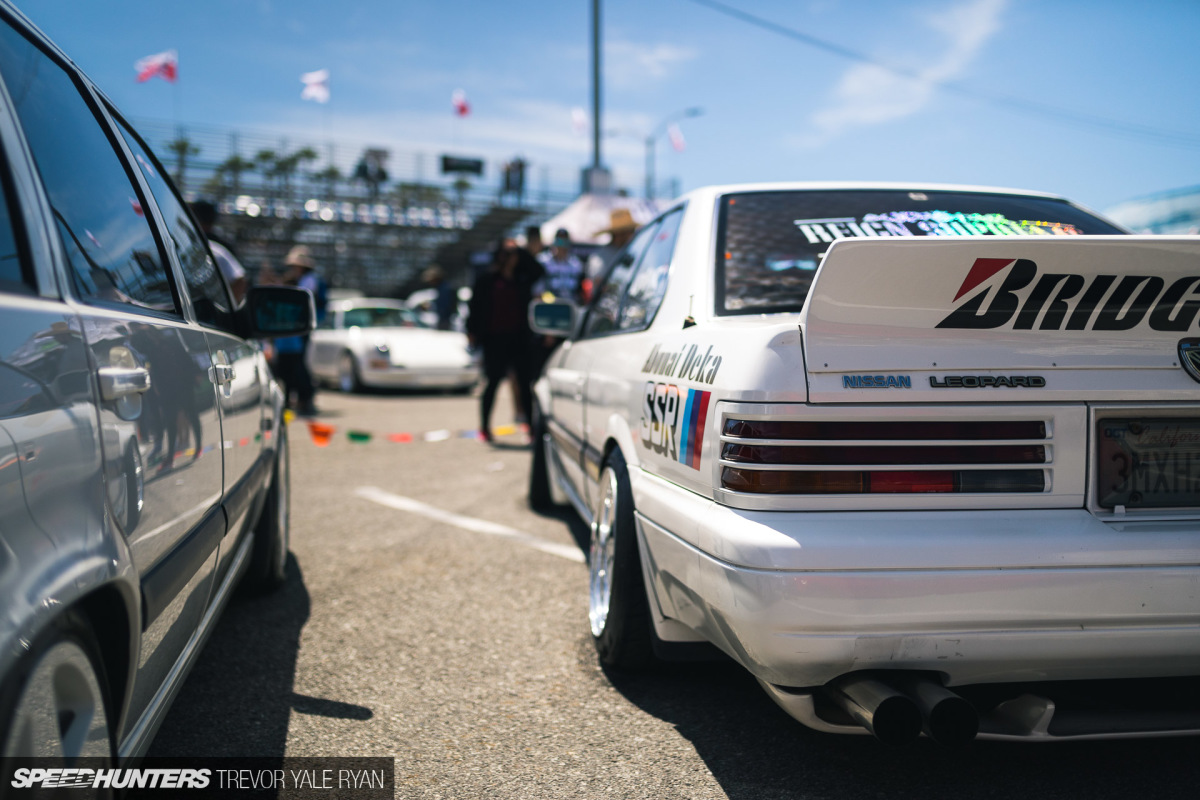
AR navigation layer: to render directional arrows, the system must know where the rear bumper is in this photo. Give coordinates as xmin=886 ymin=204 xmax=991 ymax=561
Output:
xmin=633 ymin=471 xmax=1200 ymax=688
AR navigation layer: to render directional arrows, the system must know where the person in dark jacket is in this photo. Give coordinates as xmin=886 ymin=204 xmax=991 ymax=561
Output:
xmin=466 ymin=241 xmax=542 ymax=442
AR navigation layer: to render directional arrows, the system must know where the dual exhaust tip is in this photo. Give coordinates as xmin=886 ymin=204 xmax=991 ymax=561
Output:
xmin=827 ymin=672 xmax=979 ymax=746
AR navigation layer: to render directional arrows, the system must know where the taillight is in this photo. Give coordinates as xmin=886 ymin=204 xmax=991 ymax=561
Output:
xmin=720 ymin=418 xmax=1048 ymax=495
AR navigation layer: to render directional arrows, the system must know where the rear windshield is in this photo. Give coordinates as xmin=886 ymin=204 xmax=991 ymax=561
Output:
xmin=343 ymin=307 xmax=425 ymax=328
xmin=716 ymin=189 xmax=1125 ymax=314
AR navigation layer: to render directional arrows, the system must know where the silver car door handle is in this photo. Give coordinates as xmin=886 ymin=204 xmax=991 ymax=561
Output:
xmin=209 ymin=364 xmax=236 ymax=385
xmin=98 ymin=366 xmax=151 ymax=401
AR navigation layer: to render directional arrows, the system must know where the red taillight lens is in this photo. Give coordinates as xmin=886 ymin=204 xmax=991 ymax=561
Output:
xmin=720 ymin=417 xmax=1049 ymax=496
xmin=721 ymin=468 xmax=1045 ymax=494
xmin=868 ymin=471 xmax=953 ymax=493
xmin=721 ymin=468 xmax=865 ymax=494
xmin=722 ymin=443 xmax=1045 ymax=465
xmin=723 ymin=419 xmax=1046 ymax=441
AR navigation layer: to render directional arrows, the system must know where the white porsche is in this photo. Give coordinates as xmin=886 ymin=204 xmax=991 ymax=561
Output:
xmin=529 ymin=183 xmax=1200 ymax=744
xmin=308 ymin=298 xmax=479 ymax=392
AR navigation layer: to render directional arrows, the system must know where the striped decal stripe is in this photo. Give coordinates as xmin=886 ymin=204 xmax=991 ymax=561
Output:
xmin=676 ymin=389 xmax=711 ymax=470
xmin=689 ymin=390 xmax=711 ymax=469
xmin=678 ymin=390 xmax=696 ymax=465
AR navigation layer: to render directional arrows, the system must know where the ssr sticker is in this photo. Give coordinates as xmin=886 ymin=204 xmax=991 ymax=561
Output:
xmin=640 ymin=381 xmax=711 ymax=470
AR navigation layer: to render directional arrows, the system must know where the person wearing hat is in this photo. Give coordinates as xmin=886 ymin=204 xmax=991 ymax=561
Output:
xmin=529 ymin=228 xmax=585 ymax=376
xmin=274 ymin=245 xmax=326 ymax=416
xmin=588 ymin=208 xmax=640 ymax=285
xmin=533 ymin=228 xmax=585 ymax=304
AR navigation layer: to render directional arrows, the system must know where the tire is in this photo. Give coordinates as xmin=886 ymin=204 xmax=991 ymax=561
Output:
xmin=338 ymin=351 xmax=362 ymax=393
xmin=244 ymin=424 xmax=290 ymax=593
xmin=589 ymin=449 xmax=656 ymax=669
xmin=0 ymin=613 xmax=114 ymax=770
xmin=528 ymin=402 xmax=556 ymax=510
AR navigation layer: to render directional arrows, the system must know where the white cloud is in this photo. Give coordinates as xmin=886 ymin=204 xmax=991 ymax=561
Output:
xmin=605 ymin=40 xmax=698 ymax=88
xmin=796 ymin=0 xmax=1006 ymax=147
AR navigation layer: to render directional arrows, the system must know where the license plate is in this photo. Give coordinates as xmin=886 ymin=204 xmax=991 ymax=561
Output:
xmin=1097 ymin=418 xmax=1200 ymax=509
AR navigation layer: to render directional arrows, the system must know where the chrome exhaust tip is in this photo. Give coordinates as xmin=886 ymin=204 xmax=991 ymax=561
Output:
xmin=828 ymin=675 xmax=923 ymax=746
xmin=898 ymin=677 xmax=979 ymax=746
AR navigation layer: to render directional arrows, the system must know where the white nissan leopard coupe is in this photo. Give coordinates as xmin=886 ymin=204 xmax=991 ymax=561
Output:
xmin=528 ymin=183 xmax=1200 ymax=745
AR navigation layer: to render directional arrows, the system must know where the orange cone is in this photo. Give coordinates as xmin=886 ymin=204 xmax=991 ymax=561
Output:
xmin=307 ymin=421 xmax=336 ymax=447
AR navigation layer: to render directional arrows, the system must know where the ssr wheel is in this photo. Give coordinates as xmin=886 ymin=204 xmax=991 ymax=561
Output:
xmin=589 ymin=450 xmax=655 ymax=669
xmin=1 ymin=616 xmax=114 ymax=767
xmin=245 ymin=424 xmax=290 ymax=593
xmin=528 ymin=402 xmax=556 ymax=510
xmin=338 ymin=351 xmax=362 ymax=393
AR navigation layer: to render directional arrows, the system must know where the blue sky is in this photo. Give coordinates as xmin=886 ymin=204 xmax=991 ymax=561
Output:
xmin=13 ymin=0 xmax=1200 ymax=211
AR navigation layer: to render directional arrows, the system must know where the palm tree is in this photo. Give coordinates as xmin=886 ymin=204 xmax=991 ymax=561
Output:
xmin=218 ymin=154 xmax=254 ymax=197
xmin=293 ymin=147 xmax=319 ymax=197
xmin=452 ymin=177 xmax=471 ymax=209
xmin=166 ymin=137 xmax=200 ymax=190
xmin=254 ymin=149 xmax=277 ymax=197
xmin=393 ymin=182 xmax=446 ymax=208
xmin=273 ymin=152 xmax=300 ymax=202
xmin=314 ymin=165 xmax=341 ymax=200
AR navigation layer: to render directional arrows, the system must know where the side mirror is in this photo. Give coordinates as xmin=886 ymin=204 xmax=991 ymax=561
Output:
xmin=529 ymin=301 xmax=576 ymax=337
xmin=245 ymin=286 xmax=315 ymax=338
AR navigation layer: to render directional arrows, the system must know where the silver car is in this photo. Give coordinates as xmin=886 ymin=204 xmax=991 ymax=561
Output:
xmin=0 ymin=4 xmax=312 ymax=764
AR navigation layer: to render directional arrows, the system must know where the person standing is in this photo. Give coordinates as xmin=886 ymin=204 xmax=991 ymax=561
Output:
xmin=466 ymin=241 xmax=542 ymax=442
xmin=529 ymin=228 xmax=584 ymax=377
xmin=422 ymin=265 xmax=457 ymax=331
xmin=524 ymin=224 xmax=545 ymax=258
xmin=274 ymin=245 xmax=326 ymax=416
xmin=534 ymin=228 xmax=585 ymax=303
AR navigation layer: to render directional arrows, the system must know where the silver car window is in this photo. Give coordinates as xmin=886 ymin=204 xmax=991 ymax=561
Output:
xmin=115 ymin=116 xmax=234 ymax=329
xmin=0 ymin=24 xmax=177 ymax=315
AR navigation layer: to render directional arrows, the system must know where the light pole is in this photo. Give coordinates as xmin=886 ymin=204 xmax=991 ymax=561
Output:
xmin=645 ymin=107 xmax=703 ymax=201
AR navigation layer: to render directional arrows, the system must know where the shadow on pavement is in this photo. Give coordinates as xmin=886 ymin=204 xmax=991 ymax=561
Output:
xmin=147 ymin=554 xmax=371 ymax=757
xmin=600 ymin=658 xmax=1200 ymax=800
xmin=534 ymin=504 xmax=591 ymax=555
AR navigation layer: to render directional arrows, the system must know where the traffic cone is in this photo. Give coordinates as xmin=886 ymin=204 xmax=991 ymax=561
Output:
xmin=307 ymin=421 xmax=336 ymax=447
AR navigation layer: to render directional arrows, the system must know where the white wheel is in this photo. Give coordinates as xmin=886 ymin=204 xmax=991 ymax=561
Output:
xmin=2 ymin=635 xmax=112 ymax=760
xmin=587 ymin=450 xmax=655 ymax=668
xmin=338 ymin=351 xmax=361 ymax=393
xmin=588 ymin=466 xmax=618 ymax=636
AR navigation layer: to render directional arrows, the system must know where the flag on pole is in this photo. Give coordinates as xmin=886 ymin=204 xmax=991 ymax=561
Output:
xmin=452 ymin=89 xmax=470 ymax=117
xmin=135 ymin=50 xmax=177 ymax=83
xmin=667 ymin=123 xmax=687 ymax=153
xmin=571 ymin=107 xmax=587 ymax=136
xmin=301 ymin=69 xmax=330 ymax=103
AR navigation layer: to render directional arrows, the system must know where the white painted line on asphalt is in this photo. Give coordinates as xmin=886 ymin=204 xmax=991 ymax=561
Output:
xmin=355 ymin=486 xmax=586 ymax=563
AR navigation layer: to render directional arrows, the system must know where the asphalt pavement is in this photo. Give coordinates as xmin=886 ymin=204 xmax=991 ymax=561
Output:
xmin=149 ymin=387 xmax=1200 ymax=799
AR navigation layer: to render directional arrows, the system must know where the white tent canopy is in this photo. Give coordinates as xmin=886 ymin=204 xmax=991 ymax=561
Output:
xmin=538 ymin=194 xmax=669 ymax=247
